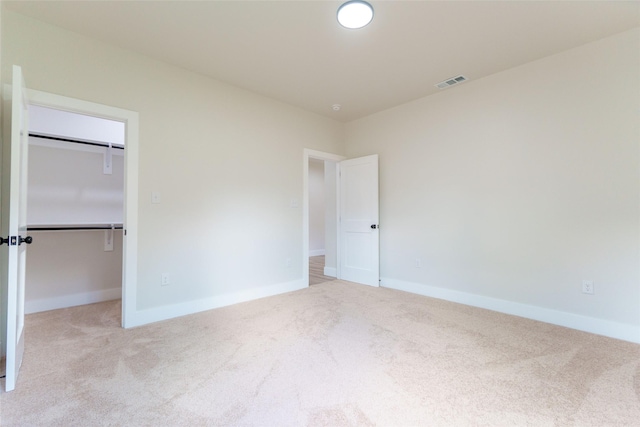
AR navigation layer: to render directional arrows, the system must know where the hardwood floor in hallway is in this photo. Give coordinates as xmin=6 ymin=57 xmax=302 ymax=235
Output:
xmin=309 ymin=255 xmax=335 ymax=285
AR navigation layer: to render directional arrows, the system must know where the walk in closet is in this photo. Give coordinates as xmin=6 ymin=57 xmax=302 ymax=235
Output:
xmin=25 ymin=105 xmax=125 ymax=314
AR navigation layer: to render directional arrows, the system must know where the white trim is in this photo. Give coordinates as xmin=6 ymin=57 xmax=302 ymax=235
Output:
xmin=303 ymin=149 xmax=345 ymax=289
xmin=324 ymin=267 xmax=337 ymax=278
xmin=25 ymin=288 xmax=121 ymax=314
xmin=125 ymin=279 xmax=306 ymax=328
xmin=26 ymin=89 xmax=139 ymax=329
xmin=381 ymin=277 xmax=640 ymax=344
xmin=309 ymin=249 xmax=325 ymax=257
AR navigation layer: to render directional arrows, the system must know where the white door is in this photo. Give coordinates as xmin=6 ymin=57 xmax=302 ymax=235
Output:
xmin=3 ymin=65 xmax=31 ymax=392
xmin=339 ymin=154 xmax=379 ymax=287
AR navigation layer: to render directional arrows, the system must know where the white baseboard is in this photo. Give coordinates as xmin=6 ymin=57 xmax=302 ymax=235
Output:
xmin=324 ymin=267 xmax=337 ymax=277
xmin=25 ymin=287 xmax=122 ymax=314
xmin=125 ymin=278 xmax=307 ymax=328
xmin=309 ymin=249 xmax=325 ymax=257
xmin=381 ymin=277 xmax=640 ymax=344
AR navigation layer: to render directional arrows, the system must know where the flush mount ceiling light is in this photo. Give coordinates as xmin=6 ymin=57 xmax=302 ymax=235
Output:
xmin=337 ymin=1 xmax=374 ymax=29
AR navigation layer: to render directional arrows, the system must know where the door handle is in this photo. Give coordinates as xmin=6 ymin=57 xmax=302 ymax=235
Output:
xmin=1 ymin=236 xmax=21 ymax=246
xmin=371 ymin=224 xmax=378 ymax=229
xmin=19 ymin=236 xmax=33 ymax=245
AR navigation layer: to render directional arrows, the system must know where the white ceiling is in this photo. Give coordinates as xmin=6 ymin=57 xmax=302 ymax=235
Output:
xmin=5 ymin=1 xmax=640 ymax=122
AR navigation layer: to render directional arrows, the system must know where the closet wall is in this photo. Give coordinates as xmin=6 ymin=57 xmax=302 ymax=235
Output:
xmin=25 ymin=107 xmax=124 ymax=314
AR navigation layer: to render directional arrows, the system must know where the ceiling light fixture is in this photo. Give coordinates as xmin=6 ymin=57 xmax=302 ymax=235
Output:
xmin=332 ymin=104 xmax=342 ymax=111
xmin=337 ymin=1 xmax=374 ymax=29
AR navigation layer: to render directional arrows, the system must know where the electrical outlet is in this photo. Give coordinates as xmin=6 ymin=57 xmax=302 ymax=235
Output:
xmin=415 ymin=258 xmax=422 ymax=268
xmin=285 ymin=258 xmax=292 ymax=268
xmin=161 ymin=273 xmax=170 ymax=286
xmin=582 ymin=280 xmax=594 ymax=295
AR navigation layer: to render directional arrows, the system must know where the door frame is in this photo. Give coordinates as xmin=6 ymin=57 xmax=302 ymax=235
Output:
xmin=303 ymin=149 xmax=345 ymax=286
xmin=27 ymin=89 xmax=139 ymax=328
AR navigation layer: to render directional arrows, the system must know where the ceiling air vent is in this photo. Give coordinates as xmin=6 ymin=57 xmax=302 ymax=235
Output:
xmin=435 ymin=75 xmax=467 ymax=90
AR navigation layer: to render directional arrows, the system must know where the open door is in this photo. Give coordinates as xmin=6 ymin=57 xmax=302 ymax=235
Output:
xmin=339 ymin=154 xmax=379 ymax=287
xmin=2 ymin=65 xmax=31 ymax=391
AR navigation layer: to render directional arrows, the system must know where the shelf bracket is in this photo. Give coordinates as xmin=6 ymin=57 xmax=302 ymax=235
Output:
xmin=103 ymin=143 xmax=113 ymax=175
xmin=104 ymin=224 xmax=114 ymax=251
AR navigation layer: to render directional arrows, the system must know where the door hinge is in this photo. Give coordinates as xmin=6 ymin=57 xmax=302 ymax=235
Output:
xmin=2 ymin=236 xmax=19 ymax=246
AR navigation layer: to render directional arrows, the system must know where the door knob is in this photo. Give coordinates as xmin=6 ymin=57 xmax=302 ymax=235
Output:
xmin=19 ymin=236 xmax=33 ymax=245
xmin=371 ymin=224 xmax=378 ymax=229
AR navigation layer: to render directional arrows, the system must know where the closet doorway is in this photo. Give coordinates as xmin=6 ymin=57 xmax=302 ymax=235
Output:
xmin=26 ymin=105 xmax=125 ymax=316
xmin=24 ymin=89 xmax=139 ymax=328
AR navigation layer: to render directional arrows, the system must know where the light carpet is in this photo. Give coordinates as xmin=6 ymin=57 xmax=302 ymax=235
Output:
xmin=1 ymin=280 xmax=639 ymax=426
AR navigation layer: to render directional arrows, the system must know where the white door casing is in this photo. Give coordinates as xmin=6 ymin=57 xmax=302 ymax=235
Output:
xmin=338 ymin=154 xmax=379 ymax=287
xmin=3 ymin=65 xmax=30 ymax=392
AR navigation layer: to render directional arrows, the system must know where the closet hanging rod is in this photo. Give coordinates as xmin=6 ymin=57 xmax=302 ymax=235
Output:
xmin=28 ymin=226 xmax=124 ymax=231
xmin=29 ymin=133 xmax=125 ymax=150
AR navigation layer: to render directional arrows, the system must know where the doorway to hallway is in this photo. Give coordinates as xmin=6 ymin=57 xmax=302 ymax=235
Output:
xmin=309 ymin=255 xmax=334 ymax=285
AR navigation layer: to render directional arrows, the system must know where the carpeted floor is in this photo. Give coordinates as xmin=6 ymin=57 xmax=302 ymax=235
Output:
xmin=1 ymin=280 xmax=639 ymax=426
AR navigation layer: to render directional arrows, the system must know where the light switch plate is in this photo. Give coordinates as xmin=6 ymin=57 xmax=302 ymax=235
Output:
xmin=152 ymin=191 xmax=161 ymax=204
xmin=582 ymin=280 xmax=594 ymax=295
xmin=161 ymin=273 xmax=170 ymax=286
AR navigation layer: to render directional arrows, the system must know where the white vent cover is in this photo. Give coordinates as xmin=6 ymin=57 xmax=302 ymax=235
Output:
xmin=435 ymin=75 xmax=467 ymax=89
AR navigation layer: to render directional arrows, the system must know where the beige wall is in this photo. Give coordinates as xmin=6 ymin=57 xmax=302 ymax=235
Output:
xmin=26 ymin=230 xmax=123 ymax=313
xmin=345 ymin=28 xmax=640 ymax=339
xmin=2 ymin=11 xmax=344 ymax=315
xmin=27 ymin=142 xmax=124 ymax=225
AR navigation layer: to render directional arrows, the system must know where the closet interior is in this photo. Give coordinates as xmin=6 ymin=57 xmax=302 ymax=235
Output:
xmin=25 ymin=105 xmax=125 ymax=314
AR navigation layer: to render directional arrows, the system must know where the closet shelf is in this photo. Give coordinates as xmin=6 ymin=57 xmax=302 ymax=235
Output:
xmin=27 ymin=223 xmax=123 ymax=231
